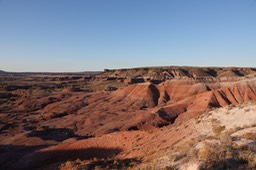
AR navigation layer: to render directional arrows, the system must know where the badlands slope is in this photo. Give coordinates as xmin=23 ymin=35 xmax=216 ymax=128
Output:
xmin=0 ymin=66 xmax=256 ymax=169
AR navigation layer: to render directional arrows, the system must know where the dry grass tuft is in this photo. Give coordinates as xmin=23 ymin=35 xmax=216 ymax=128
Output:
xmin=212 ymin=124 xmax=226 ymax=135
xmin=242 ymin=132 xmax=256 ymax=140
xmin=239 ymin=151 xmax=256 ymax=168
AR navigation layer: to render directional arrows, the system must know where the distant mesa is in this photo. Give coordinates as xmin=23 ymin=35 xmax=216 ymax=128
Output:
xmin=103 ymin=66 xmax=256 ymax=85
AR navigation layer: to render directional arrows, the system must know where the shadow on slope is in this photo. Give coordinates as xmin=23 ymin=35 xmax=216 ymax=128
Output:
xmin=27 ymin=127 xmax=93 ymax=142
xmin=0 ymin=144 xmax=124 ymax=170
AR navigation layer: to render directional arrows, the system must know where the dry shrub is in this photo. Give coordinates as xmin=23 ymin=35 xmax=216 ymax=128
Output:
xmin=198 ymin=142 xmax=244 ymax=169
xmin=242 ymin=132 xmax=256 ymax=140
xmin=59 ymin=158 xmax=141 ymax=170
xmin=244 ymin=108 xmax=251 ymax=112
xmin=211 ymin=118 xmax=218 ymax=123
xmin=161 ymin=166 xmax=178 ymax=170
xmin=59 ymin=161 xmax=78 ymax=170
xmin=239 ymin=150 xmax=256 ymax=168
xmin=238 ymin=103 xmax=243 ymax=109
xmin=225 ymin=127 xmax=237 ymax=135
xmin=197 ymin=146 xmax=211 ymax=160
xmin=195 ymin=118 xmax=201 ymax=124
xmin=198 ymin=132 xmax=256 ymax=169
xmin=169 ymin=153 xmax=186 ymax=163
xmin=197 ymin=142 xmax=236 ymax=160
xmin=227 ymin=104 xmax=234 ymax=110
xmin=212 ymin=124 xmax=226 ymax=135
xmin=219 ymin=132 xmax=233 ymax=144
xmin=173 ymin=144 xmax=191 ymax=157
xmin=239 ymin=141 xmax=256 ymax=152
xmin=170 ymin=138 xmax=200 ymax=163
xmin=234 ymin=126 xmax=243 ymax=132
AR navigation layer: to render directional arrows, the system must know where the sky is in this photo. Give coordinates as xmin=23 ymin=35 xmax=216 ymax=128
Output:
xmin=0 ymin=0 xmax=256 ymax=72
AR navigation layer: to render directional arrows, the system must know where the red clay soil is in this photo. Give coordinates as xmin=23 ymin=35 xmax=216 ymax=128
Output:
xmin=1 ymin=67 xmax=256 ymax=169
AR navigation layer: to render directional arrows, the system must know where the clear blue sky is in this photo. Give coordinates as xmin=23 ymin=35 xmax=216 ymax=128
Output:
xmin=0 ymin=0 xmax=256 ymax=72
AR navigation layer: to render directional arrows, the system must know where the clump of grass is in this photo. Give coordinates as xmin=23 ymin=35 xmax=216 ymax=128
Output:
xmin=197 ymin=127 xmax=256 ymax=169
xmin=239 ymin=150 xmax=256 ymax=168
xmin=234 ymin=126 xmax=243 ymax=131
xmin=59 ymin=160 xmax=80 ymax=170
xmin=212 ymin=124 xmax=226 ymax=135
xmin=227 ymin=104 xmax=234 ymax=110
xmin=242 ymin=132 xmax=256 ymax=140
xmin=210 ymin=118 xmax=219 ymax=124
xmin=244 ymin=108 xmax=251 ymax=112
xmin=197 ymin=142 xmax=246 ymax=169
xmin=60 ymin=157 xmax=141 ymax=170
xmin=237 ymin=103 xmax=244 ymax=109
xmin=219 ymin=132 xmax=233 ymax=144
xmin=195 ymin=118 xmax=201 ymax=124
xmin=197 ymin=145 xmax=211 ymax=160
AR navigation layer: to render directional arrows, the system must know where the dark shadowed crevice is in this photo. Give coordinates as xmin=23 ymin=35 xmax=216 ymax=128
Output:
xmin=127 ymin=126 xmax=139 ymax=131
xmin=148 ymin=84 xmax=160 ymax=106
xmin=27 ymin=128 xmax=92 ymax=142
xmin=0 ymin=145 xmax=123 ymax=170
xmin=157 ymin=111 xmax=178 ymax=124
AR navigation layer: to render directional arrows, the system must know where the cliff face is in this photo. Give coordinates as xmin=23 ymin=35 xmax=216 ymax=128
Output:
xmin=108 ymin=77 xmax=256 ymax=127
xmin=103 ymin=66 xmax=256 ymax=81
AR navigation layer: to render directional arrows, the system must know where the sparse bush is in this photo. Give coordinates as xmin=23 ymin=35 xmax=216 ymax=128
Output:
xmin=244 ymin=108 xmax=251 ymax=112
xmin=237 ymin=103 xmax=243 ymax=109
xmin=242 ymin=132 xmax=256 ymax=140
xmin=197 ymin=142 xmax=244 ymax=169
xmin=169 ymin=153 xmax=186 ymax=163
xmin=210 ymin=118 xmax=219 ymax=124
xmin=195 ymin=118 xmax=201 ymax=124
xmin=239 ymin=150 xmax=256 ymax=168
xmin=219 ymin=132 xmax=233 ymax=144
xmin=212 ymin=124 xmax=226 ymax=135
xmin=60 ymin=157 xmax=141 ymax=170
xmin=198 ymin=146 xmax=211 ymax=160
xmin=59 ymin=161 xmax=78 ymax=170
xmin=227 ymin=104 xmax=234 ymax=110
xmin=234 ymin=126 xmax=243 ymax=131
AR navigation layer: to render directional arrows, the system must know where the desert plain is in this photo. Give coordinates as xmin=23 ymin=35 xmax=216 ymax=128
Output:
xmin=1 ymin=66 xmax=256 ymax=169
